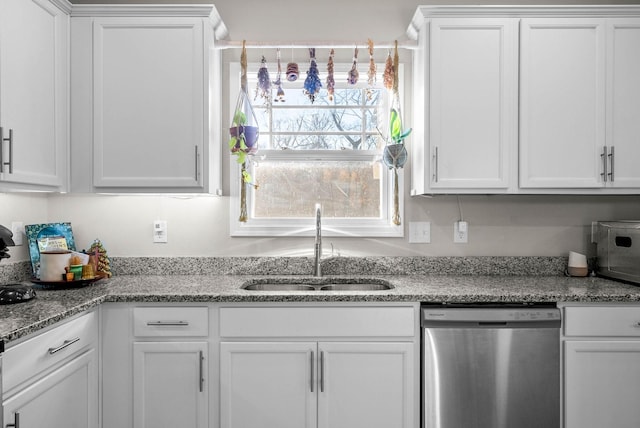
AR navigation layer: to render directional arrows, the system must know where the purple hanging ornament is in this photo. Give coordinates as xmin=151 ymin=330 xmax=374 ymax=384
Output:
xmin=347 ymin=46 xmax=359 ymax=85
xmin=303 ymin=48 xmax=322 ymax=103
xmin=326 ymin=49 xmax=335 ymax=102
xmin=255 ymin=55 xmax=271 ymax=103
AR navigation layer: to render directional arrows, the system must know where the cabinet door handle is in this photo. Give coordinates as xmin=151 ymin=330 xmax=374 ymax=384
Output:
xmin=600 ymin=146 xmax=608 ymax=182
xmin=6 ymin=412 xmax=20 ymax=428
xmin=199 ymin=350 xmax=204 ymax=392
xmin=310 ymin=351 xmax=315 ymax=392
xmin=48 ymin=337 xmax=80 ymax=355
xmin=608 ymin=146 xmax=615 ymax=182
xmin=320 ymin=351 xmax=325 ymax=393
xmin=194 ymin=145 xmax=199 ymax=181
xmin=146 ymin=320 xmax=189 ymax=326
xmin=0 ymin=127 xmax=13 ymax=174
xmin=433 ymin=146 xmax=439 ymax=183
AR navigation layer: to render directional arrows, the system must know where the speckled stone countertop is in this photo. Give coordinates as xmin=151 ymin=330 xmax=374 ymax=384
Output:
xmin=1 ymin=256 xmax=639 ymax=344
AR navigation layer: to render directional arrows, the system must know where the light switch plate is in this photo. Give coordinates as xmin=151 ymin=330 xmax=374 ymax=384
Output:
xmin=409 ymin=222 xmax=431 ymax=244
xmin=153 ymin=220 xmax=168 ymax=243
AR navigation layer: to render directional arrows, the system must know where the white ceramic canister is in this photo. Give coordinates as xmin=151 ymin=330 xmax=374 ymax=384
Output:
xmin=39 ymin=250 xmax=72 ymax=281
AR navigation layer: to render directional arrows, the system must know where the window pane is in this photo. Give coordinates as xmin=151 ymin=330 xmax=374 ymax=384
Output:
xmin=252 ymin=160 xmax=382 ymax=218
xmin=269 ymin=134 xmax=378 ymax=150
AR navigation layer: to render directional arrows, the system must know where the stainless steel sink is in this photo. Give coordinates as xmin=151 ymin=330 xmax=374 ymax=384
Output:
xmin=241 ymin=277 xmax=393 ymax=291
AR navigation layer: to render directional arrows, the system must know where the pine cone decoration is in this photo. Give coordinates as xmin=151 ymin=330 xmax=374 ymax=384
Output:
xmin=89 ymin=239 xmax=112 ymax=278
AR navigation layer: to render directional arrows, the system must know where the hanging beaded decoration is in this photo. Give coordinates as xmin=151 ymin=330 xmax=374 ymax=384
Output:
xmin=383 ymin=49 xmax=394 ymax=91
xmin=303 ymin=48 xmax=322 ymax=103
xmin=326 ymin=49 xmax=335 ymax=102
xmin=255 ymin=55 xmax=271 ymax=103
xmin=274 ymin=48 xmax=285 ymax=102
xmin=366 ymin=39 xmax=377 ymax=100
xmin=347 ymin=46 xmax=359 ymax=85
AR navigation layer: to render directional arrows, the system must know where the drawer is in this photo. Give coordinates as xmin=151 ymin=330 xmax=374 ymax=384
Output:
xmin=564 ymin=306 xmax=640 ymax=337
xmin=4 ymin=310 xmax=97 ymax=393
xmin=133 ymin=306 xmax=208 ymax=337
xmin=219 ymin=305 xmax=416 ymax=338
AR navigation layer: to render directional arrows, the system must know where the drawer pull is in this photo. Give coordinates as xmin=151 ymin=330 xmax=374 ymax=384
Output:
xmin=146 ymin=321 xmax=189 ymax=326
xmin=48 ymin=337 xmax=80 ymax=355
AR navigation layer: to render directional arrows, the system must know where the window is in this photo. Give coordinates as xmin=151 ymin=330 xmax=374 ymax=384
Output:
xmin=229 ymin=61 xmax=404 ymax=237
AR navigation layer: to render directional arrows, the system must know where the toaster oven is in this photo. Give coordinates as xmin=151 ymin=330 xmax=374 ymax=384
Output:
xmin=594 ymin=221 xmax=640 ymax=285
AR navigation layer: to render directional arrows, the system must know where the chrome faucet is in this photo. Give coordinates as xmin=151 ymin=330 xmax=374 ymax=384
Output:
xmin=314 ymin=203 xmax=322 ymax=277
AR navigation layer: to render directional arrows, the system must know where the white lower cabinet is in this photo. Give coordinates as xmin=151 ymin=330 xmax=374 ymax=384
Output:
xmin=562 ymin=304 xmax=640 ymax=428
xmin=133 ymin=342 xmax=208 ymax=428
xmin=3 ymin=349 xmax=97 ymax=428
xmin=220 ymin=342 xmax=316 ymax=428
xmin=2 ymin=310 xmax=98 ymax=428
xmin=219 ymin=304 xmax=419 ymax=428
xmin=101 ymin=304 xmax=210 ymax=428
xmin=220 ymin=341 xmax=414 ymax=428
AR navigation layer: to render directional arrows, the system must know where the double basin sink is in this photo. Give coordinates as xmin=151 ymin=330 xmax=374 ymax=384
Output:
xmin=241 ymin=277 xmax=393 ymax=292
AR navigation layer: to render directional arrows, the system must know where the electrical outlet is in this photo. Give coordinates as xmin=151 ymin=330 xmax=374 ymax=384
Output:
xmin=153 ymin=220 xmax=168 ymax=243
xmin=409 ymin=222 xmax=431 ymax=244
xmin=11 ymin=222 xmax=23 ymax=246
xmin=454 ymin=221 xmax=468 ymax=243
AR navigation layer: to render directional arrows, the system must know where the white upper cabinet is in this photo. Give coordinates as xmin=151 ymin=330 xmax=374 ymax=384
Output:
xmin=70 ymin=5 xmax=225 ymax=193
xmin=519 ymin=18 xmax=606 ymax=188
xmin=606 ymin=19 xmax=640 ymax=188
xmin=0 ymin=0 xmax=69 ymax=191
xmin=428 ymin=19 xmax=517 ymax=191
xmin=409 ymin=6 xmax=640 ymax=195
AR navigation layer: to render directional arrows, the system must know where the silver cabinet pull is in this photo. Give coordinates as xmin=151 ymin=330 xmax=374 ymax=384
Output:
xmin=608 ymin=146 xmax=615 ymax=182
xmin=199 ymin=350 xmax=204 ymax=392
xmin=600 ymin=146 xmax=608 ymax=182
xmin=194 ymin=145 xmax=199 ymax=181
xmin=320 ymin=351 xmax=325 ymax=393
xmin=310 ymin=351 xmax=315 ymax=392
xmin=0 ymin=127 xmax=13 ymax=174
xmin=146 ymin=320 xmax=189 ymax=326
xmin=433 ymin=146 xmax=439 ymax=183
xmin=6 ymin=412 xmax=20 ymax=428
xmin=48 ymin=337 xmax=80 ymax=355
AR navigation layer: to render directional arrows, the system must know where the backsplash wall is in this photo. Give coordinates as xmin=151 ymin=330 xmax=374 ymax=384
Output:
xmin=1 ymin=193 xmax=638 ymax=262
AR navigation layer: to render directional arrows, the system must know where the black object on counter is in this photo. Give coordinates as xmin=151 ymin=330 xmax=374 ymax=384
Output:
xmin=0 ymin=224 xmax=15 ymax=261
xmin=0 ymin=284 xmax=36 ymax=304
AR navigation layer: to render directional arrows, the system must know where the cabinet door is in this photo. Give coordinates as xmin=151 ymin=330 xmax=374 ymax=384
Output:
xmin=318 ymin=342 xmax=415 ymax=428
xmin=607 ymin=19 xmax=640 ymax=188
xmin=429 ymin=19 xmax=517 ymax=190
xmin=133 ymin=342 xmax=208 ymax=428
xmin=2 ymin=349 xmax=97 ymax=428
xmin=220 ymin=342 xmax=317 ymax=428
xmin=92 ymin=18 xmax=204 ymax=189
xmin=564 ymin=340 xmax=640 ymax=428
xmin=520 ymin=19 xmax=606 ymax=188
xmin=0 ymin=0 xmax=67 ymax=190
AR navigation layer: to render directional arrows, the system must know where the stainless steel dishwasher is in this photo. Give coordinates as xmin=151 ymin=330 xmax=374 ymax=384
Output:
xmin=422 ymin=303 xmax=561 ymax=428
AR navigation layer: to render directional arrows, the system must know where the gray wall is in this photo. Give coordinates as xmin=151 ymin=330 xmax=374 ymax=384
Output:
xmin=1 ymin=0 xmax=639 ymax=263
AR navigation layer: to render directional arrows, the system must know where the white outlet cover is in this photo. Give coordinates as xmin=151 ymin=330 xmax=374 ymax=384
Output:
xmin=454 ymin=221 xmax=468 ymax=243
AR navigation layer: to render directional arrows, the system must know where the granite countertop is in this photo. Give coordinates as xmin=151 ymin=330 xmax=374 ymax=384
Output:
xmin=2 ymin=272 xmax=640 ymax=344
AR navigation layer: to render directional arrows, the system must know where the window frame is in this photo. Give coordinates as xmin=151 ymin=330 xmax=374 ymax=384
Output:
xmin=228 ymin=62 xmax=405 ymax=238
